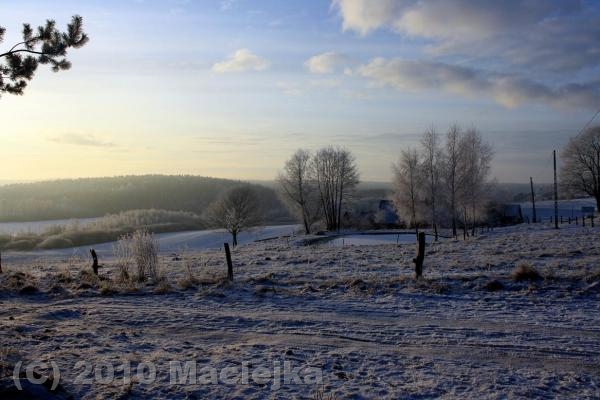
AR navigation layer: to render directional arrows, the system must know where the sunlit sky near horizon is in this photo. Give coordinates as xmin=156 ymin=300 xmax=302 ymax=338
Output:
xmin=1 ymin=0 xmax=599 ymax=184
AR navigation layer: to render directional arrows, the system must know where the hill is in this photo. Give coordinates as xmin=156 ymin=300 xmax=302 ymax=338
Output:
xmin=0 ymin=175 xmax=292 ymax=223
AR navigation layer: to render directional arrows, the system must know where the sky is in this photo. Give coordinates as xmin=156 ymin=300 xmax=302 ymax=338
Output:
xmin=1 ymin=0 xmax=599 ymax=184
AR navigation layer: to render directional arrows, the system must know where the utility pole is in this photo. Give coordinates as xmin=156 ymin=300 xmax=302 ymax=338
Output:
xmin=530 ymin=176 xmax=537 ymax=223
xmin=553 ymin=150 xmax=559 ymax=229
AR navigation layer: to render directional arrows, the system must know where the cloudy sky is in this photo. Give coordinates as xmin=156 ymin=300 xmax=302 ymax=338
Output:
xmin=1 ymin=0 xmax=599 ymax=183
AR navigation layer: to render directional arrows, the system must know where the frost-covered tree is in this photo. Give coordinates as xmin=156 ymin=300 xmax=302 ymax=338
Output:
xmin=207 ymin=186 xmax=261 ymax=247
xmin=277 ymin=149 xmax=321 ymax=234
xmin=0 ymin=15 xmax=88 ymax=96
xmin=392 ymin=147 xmax=422 ymax=233
xmin=442 ymin=125 xmax=463 ymax=238
xmin=561 ymin=126 xmax=600 ymax=212
xmin=421 ymin=127 xmax=443 ymax=239
xmin=458 ymin=127 xmax=494 ymax=235
xmin=311 ymin=147 xmax=359 ymax=231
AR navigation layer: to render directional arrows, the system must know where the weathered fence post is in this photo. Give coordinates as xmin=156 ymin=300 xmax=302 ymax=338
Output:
xmin=224 ymin=243 xmax=233 ymax=281
xmin=583 ymin=216 xmax=586 ymax=227
xmin=576 ymin=216 xmax=579 ymax=225
xmin=568 ymin=217 xmax=571 ymax=224
xmin=0 ymin=252 xmax=2 ymax=274
xmin=90 ymin=249 xmax=99 ymax=275
xmin=413 ymin=232 xmax=426 ymax=279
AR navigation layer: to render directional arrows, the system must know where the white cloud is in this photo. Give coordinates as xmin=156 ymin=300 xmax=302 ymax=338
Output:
xmin=333 ymin=0 xmax=600 ymax=73
xmin=48 ymin=133 xmax=116 ymax=148
xmin=304 ymin=52 xmax=348 ymax=74
xmin=212 ymin=49 xmax=271 ymax=73
xmin=332 ymin=0 xmax=404 ymax=36
xmin=357 ymin=57 xmax=600 ymax=110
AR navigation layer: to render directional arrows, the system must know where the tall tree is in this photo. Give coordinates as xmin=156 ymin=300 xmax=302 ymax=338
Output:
xmin=443 ymin=124 xmax=463 ymax=238
xmin=277 ymin=149 xmax=320 ymax=234
xmin=459 ymin=127 xmax=494 ymax=236
xmin=207 ymin=186 xmax=261 ymax=247
xmin=0 ymin=15 xmax=89 ymax=96
xmin=311 ymin=147 xmax=359 ymax=231
xmin=421 ymin=127 xmax=442 ymax=239
xmin=561 ymin=125 xmax=600 ymax=212
xmin=392 ymin=147 xmax=422 ymax=234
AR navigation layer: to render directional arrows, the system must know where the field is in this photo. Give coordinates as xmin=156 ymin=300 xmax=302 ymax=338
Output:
xmin=1 ymin=223 xmax=599 ymax=399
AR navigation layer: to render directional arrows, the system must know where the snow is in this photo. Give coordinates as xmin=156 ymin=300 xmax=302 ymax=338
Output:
xmin=1 ymin=222 xmax=599 ymax=399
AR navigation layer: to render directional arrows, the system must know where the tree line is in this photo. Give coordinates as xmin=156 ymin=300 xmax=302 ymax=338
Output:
xmin=276 ymin=127 xmax=493 ymax=237
xmin=393 ymin=126 xmax=493 ymax=238
xmin=0 ymin=175 xmax=292 ymax=223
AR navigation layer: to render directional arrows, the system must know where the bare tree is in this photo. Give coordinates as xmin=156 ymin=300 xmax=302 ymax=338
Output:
xmin=0 ymin=15 xmax=89 ymax=96
xmin=561 ymin=125 xmax=600 ymax=212
xmin=443 ymin=124 xmax=463 ymax=238
xmin=311 ymin=147 xmax=359 ymax=231
xmin=458 ymin=127 xmax=494 ymax=236
xmin=277 ymin=149 xmax=320 ymax=234
xmin=207 ymin=186 xmax=261 ymax=247
xmin=392 ymin=147 xmax=422 ymax=234
xmin=421 ymin=127 xmax=443 ymax=239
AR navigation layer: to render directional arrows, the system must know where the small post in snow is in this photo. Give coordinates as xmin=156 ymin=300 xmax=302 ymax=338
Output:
xmin=224 ymin=243 xmax=233 ymax=281
xmin=0 ymin=252 xmax=2 ymax=274
xmin=413 ymin=232 xmax=426 ymax=279
xmin=90 ymin=249 xmax=99 ymax=275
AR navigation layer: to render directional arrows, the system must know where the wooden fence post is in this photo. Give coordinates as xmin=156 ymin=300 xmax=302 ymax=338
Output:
xmin=413 ymin=232 xmax=426 ymax=279
xmin=224 ymin=243 xmax=233 ymax=281
xmin=576 ymin=216 xmax=579 ymax=225
xmin=591 ymin=215 xmax=595 ymax=227
xmin=583 ymin=216 xmax=586 ymax=227
xmin=90 ymin=249 xmax=99 ymax=275
xmin=0 ymin=252 xmax=2 ymax=274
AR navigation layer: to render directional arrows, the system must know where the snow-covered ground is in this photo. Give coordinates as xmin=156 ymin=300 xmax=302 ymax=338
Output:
xmin=2 ymin=224 xmax=300 ymax=265
xmin=1 ymin=223 xmax=599 ymax=399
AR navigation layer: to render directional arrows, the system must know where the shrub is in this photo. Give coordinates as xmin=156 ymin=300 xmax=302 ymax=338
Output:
xmin=4 ymin=238 xmax=39 ymax=251
xmin=115 ymin=229 xmax=161 ymax=282
xmin=38 ymin=236 xmax=74 ymax=249
xmin=511 ymin=263 xmax=542 ymax=282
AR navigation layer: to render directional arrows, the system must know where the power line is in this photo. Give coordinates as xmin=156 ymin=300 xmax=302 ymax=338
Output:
xmin=576 ymin=107 xmax=600 ymax=136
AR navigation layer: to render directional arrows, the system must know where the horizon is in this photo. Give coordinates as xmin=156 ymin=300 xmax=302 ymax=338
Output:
xmin=2 ymin=1 xmax=599 ymax=184
xmin=0 ymin=174 xmax=560 ymax=188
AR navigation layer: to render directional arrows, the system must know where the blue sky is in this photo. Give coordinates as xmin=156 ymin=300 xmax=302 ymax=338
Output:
xmin=1 ymin=0 xmax=599 ymax=183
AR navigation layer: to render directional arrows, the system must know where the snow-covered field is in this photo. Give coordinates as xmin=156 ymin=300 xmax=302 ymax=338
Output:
xmin=1 ymin=223 xmax=599 ymax=399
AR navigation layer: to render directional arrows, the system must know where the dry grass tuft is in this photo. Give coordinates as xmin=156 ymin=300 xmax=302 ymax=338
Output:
xmin=177 ymin=254 xmax=199 ymax=290
xmin=511 ymin=263 xmax=542 ymax=282
xmin=484 ymin=280 xmax=504 ymax=291
xmin=154 ymin=277 xmax=172 ymax=294
xmin=0 ymin=271 xmax=38 ymax=294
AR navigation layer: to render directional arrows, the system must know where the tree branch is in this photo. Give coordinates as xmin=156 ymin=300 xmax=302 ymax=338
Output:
xmin=0 ymin=48 xmax=47 ymax=59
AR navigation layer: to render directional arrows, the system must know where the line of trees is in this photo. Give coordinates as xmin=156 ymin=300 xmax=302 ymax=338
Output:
xmin=392 ymin=125 xmax=493 ymax=238
xmin=278 ymin=147 xmax=359 ymax=233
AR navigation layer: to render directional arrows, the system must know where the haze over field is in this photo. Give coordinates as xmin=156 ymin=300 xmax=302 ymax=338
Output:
xmin=2 ymin=1 xmax=599 ymax=184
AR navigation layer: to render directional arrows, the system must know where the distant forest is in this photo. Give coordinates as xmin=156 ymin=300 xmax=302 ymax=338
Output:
xmin=0 ymin=175 xmax=293 ymax=223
